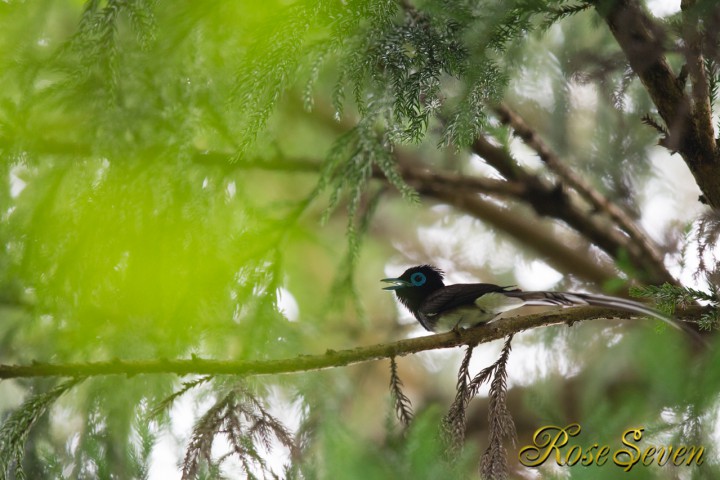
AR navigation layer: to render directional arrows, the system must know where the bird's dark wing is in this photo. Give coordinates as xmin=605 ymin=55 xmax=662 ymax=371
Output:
xmin=419 ymin=283 xmax=518 ymax=316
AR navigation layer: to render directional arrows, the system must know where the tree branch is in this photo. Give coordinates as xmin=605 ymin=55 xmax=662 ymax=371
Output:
xmin=470 ymin=133 xmax=677 ymax=284
xmin=593 ymin=0 xmax=720 ymax=208
xmin=594 ymin=0 xmax=683 ymax=122
xmin=191 ymin=147 xmax=658 ymax=286
xmin=183 ymin=141 xmax=624 ymax=285
xmin=492 ymin=103 xmax=668 ymax=280
xmin=8 ymin=135 xmax=620 ymax=284
xmin=387 ymin=157 xmax=527 ymax=198
xmin=0 ymin=307 xmax=706 ymax=380
xmin=681 ymin=0 xmax=716 ymax=156
xmin=292 ymin=94 xmax=678 ymax=283
xmin=407 ymin=179 xmax=619 ymax=285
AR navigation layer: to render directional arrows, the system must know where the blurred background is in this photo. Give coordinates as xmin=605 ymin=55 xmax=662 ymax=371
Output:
xmin=1 ymin=0 xmax=719 ymax=478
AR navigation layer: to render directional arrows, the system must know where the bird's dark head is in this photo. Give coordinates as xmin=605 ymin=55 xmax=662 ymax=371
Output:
xmin=381 ymin=265 xmax=445 ymax=312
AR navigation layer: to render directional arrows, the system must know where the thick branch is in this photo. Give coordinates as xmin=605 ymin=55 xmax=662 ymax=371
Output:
xmin=492 ymin=103 xmax=667 ymax=278
xmin=593 ymin=0 xmax=720 ymax=208
xmin=293 ymin=94 xmax=677 ymax=283
xmin=681 ymin=0 xmax=716 ymax=155
xmin=594 ymin=0 xmax=686 ymax=123
xmin=409 ymin=180 xmax=618 ymax=285
xmin=0 ymin=307 xmax=705 ymax=380
xmin=471 ymin=134 xmax=677 ymax=285
xmin=384 ymin=158 xmax=527 ymax=198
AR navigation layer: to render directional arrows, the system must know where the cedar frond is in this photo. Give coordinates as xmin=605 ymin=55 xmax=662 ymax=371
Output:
xmin=641 ymin=114 xmax=669 ymax=136
xmin=544 ymin=2 xmax=592 ymax=28
xmin=611 ymin=66 xmax=636 ymax=110
xmin=181 ymin=384 xmax=297 ymax=479
xmin=697 ymin=210 xmax=720 ymax=279
xmin=389 ymin=357 xmax=414 ymax=427
xmin=0 ymin=378 xmax=84 ymax=479
xmin=326 ymin=186 xmax=385 ymax=319
xmin=441 ymin=343 xmax=476 ymax=458
xmin=148 ymin=375 xmax=213 ymax=420
xmin=642 ymin=114 xmax=672 ymax=149
xmin=480 ymin=335 xmax=516 ymax=480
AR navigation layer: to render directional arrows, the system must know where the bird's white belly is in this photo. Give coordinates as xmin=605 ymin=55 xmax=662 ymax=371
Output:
xmin=431 ymin=306 xmax=498 ymax=332
xmin=428 ymin=293 xmax=527 ymax=332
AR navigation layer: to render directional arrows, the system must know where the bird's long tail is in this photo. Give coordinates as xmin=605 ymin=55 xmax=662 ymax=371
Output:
xmin=503 ymin=290 xmax=705 ymax=345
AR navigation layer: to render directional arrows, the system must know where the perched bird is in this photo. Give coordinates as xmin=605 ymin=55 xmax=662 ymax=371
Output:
xmin=381 ymin=265 xmax=694 ymax=337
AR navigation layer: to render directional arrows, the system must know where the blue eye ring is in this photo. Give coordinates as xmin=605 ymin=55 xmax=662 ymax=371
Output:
xmin=410 ymin=272 xmax=426 ymax=286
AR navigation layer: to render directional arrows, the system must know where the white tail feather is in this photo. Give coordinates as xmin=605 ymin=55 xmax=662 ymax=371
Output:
xmin=503 ymin=290 xmax=698 ymax=337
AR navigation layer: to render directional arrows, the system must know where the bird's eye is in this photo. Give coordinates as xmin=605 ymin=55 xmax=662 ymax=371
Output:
xmin=410 ymin=272 xmax=426 ymax=286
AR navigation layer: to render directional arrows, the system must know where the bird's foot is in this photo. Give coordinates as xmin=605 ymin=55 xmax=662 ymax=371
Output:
xmin=451 ymin=324 xmax=463 ymax=338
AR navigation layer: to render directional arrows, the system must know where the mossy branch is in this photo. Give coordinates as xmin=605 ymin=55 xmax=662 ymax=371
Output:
xmin=0 ymin=307 xmax=707 ymax=380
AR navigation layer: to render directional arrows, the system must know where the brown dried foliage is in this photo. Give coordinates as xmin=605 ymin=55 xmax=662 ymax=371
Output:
xmin=181 ymin=384 xmax=298 ymax=479
xmin=440 ymin=336 xmax=516 ymax=478
xmin=389 ymin=356 xmax=414 ymax=427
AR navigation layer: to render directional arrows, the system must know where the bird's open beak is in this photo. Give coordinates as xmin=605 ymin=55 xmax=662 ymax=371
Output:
xmin=381 ymin=277 xmax=411 ymax=290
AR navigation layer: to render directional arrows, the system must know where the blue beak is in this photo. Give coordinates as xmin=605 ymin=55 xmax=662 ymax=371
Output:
xmin=381 ymin=277 xmax=411 ymax=290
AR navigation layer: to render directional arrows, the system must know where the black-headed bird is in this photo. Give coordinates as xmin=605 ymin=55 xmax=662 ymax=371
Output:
xmin=381 ymin=265 xmax=695 ymax=337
